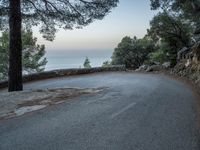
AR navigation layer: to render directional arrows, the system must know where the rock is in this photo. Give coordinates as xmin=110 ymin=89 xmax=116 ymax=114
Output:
xmin=136 ymin=63 xmax=167 ymax=72
xmin=191 ymin=41 xmax=200 ymax=62
xmin=185 ymin=59 xmax=191 ymax=67
xmin=177 ymin=47 xmax=190 ymax=61
xmin=171 ymin=61 xmax=200 ymax=89
xmin=162 ymin=62 xmax=171 ymax=69
xmin=154 ymin=61 xmax=161 ymax=65
xmin=135 ymin=65 xmax=149 ymax=72
xmin=146 ymin=65 xmax=163 ymax=72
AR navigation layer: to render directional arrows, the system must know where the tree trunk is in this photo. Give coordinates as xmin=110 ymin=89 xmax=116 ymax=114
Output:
xmin=8 ymin=0 xmax=22 ymax=92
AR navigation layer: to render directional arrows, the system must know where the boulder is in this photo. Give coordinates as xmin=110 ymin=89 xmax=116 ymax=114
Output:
xmin=162 ymin=62 xmax=171 ymax=69
xmin=135 ymin=65 xmax=149 ymax=72
xmin=154 ymin=61 xmax=161 ymax=65
xmin=146 ymin=65 xmax=163 ymax=72
xmin=177 ymin=47 xmax=190 ymax=61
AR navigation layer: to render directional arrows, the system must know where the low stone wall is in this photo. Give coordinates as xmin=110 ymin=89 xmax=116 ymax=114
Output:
xmin=0 ymin=66 xmax=126 ymax=89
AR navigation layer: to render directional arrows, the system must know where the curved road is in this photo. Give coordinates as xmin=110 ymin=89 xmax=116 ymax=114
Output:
xmin=0 ymin=72 xmax=199 ymax=150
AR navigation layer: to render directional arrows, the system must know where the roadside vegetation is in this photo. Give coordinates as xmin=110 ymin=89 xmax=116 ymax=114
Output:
xmin=102 ymin=61 xmax=112 ymax=68
xmin=112 ymin=0 xmax=199 ymax=68
xmin=111 ymin=36 xmax=157 ymax=69
xmin=0 ymin=30 xmax=47 ymax=80
xmin=110 ymin=0 xmax=200 ymax=88
xmin=83 ymin=57 xmax=92 ymax=68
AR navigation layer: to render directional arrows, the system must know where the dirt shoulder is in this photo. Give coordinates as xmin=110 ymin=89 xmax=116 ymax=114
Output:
xmin=163 ymin=71 xmax=200 ymax=133
xmin=0 ymin=87 xmax=105 ymax=120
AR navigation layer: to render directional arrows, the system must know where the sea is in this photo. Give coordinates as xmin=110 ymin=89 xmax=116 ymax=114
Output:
xmin=45 ymin=50 xmax=113 ymax=71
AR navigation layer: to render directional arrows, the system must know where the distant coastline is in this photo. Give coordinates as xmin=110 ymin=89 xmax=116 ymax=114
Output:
xmin=45 ymin=50 xmax=113 ymax=71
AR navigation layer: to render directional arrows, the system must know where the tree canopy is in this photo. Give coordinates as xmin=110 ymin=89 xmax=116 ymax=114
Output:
xmin=147 ymin=11 xmax=192 ymax=65
xmin=150 ymin=0 xmax=200 ymax=34
xmin=112 ymin=36 xmax=156 ymax=68
xmin=148 ymin=11 xmax=192 ymax=46
xmin=150 ymin=0 xmax=200 ymax=12
xmin=0 ymin=0 xmax=119 ymax=41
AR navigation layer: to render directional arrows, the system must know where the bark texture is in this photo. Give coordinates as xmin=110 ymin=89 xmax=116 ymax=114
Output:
xmin=8 ymin=0 xmax=22 ymax=91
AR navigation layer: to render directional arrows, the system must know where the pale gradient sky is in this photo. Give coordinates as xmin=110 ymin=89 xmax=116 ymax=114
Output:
xmin=33 ymin=0 xmax=157 ymax=52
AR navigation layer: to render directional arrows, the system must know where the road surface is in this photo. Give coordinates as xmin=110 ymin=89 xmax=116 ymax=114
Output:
xmin=0 ymin=72 xmax=199 ymax=150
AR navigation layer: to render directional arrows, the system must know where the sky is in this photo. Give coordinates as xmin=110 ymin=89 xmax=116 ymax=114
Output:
xmin=33 ymin=0 xmax=157 ymax=52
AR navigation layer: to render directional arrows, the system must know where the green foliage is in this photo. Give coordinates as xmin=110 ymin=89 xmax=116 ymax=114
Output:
xmin=83 ymin=57 xmax=91 ymax=68
xmin=149 ymin=0 xmax=200 ymax=66
xmin=102 ymin=61 xmax=112 ymax=67
xmin=112 ymin=36 xmax=156 ymax=68
xmin=0 ymin=30 xmax=47 ymax=80
xmin=150 ymin=0 xmax=200 ymax=14
xmin=22 ymin=31 xmax=47 ymax=73
xmin=148 ymin=11 xmax=192 ymax=65
xmin=149 ymin=49 xmax=168 ymax=64
xmin=150 ymin=0 xmax=200 ymax=35
xmin=148 ymin=11 xmax=192 ymax=47
xmin=0 ymin=32 xmax=9 ymax=80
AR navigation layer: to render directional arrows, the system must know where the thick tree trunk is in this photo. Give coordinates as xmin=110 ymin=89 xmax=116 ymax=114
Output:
xmin=8 ymin=0 xmax=22 ymax=92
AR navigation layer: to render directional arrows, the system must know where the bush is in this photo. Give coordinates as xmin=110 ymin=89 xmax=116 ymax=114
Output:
xmin=83 ymin=57 xmax=92 ymax=68
xmin=149 ymin=49 xmax=168 ymax=63
xmin=102 ymin=61 xmax=112 ymax=67
xmin=112 ymin=36 xmax=156 ymax=69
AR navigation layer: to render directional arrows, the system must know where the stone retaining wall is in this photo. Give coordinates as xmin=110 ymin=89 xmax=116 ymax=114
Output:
xmin=0 ymin=66 xmax=126 ymax=89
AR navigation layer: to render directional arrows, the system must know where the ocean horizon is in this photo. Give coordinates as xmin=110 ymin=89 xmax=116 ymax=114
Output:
xmin=45 ymin=49 xmax=113 ymax=71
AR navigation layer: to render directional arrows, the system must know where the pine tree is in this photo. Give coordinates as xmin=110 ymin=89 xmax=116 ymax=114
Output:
xmin=0 ymin=30 xmax=47 ymax=80
xmin=83 ymin=57 xmax=91 ymax=68
xmin=0 ymin=0 xmax=119 ymax=91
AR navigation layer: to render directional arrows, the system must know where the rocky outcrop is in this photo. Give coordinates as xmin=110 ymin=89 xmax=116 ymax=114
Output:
xmin=191 ymin=42 xmax=200 ymax=63
xmin=172 ymin=41 xmax=200 ymax=88
xmin=135 ymin=65 xmax=149 ymax=72
xmin=162 ymin=62 xmax=171 ymax=68
xmin=171 ymin=61 xmax=200 ymax=88
xmin=177 ymin=47 xmax=191 ymax=61
xmin=177 ymin=42 xmax=200 ymax=64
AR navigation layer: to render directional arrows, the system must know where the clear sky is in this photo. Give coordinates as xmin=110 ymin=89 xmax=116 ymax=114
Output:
xmin=34 ymin=0 xmax=157 ymax=52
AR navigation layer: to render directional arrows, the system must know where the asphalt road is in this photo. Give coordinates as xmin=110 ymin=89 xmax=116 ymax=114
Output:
xmin=0 ymin=72 xmax=199 ymax=150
